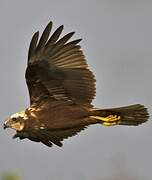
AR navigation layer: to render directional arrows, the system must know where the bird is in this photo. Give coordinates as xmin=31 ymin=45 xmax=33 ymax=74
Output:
xmin=3 ymin=21 xmax=149 ymax=147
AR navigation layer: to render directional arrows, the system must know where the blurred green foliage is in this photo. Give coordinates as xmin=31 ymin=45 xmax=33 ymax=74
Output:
xmin=1 ymin=172 xmax=21 ymax=180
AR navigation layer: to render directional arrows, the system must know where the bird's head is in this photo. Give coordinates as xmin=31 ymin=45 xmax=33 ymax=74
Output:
xmin=3 ymin=111 xmax=27 ymax=131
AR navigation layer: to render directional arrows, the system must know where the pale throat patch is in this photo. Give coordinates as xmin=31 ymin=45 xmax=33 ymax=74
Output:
xmin=11 ymin=122 xmax=24 ymax=131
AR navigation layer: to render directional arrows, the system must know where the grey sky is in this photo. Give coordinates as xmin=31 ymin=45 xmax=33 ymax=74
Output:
xmin=0 ymin=0 xmax=152 ymax=180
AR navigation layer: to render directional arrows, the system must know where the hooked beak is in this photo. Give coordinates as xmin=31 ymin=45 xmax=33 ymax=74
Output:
xmin=3 ymin=118 xmax=10 ymax=130
xmin=3 ymin=123 xmax=9 ymax=129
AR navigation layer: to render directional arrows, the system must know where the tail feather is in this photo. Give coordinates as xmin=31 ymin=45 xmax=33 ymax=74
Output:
xmin=91 ymin=104 xmax=149 ymax=126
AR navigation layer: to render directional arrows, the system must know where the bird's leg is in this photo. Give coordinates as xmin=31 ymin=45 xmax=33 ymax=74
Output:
xmin=90 ymin=115 xmax=121 ymax=126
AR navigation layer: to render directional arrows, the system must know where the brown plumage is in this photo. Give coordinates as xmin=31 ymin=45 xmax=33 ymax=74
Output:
xmin=3 ymin=21 xmax=149 ymax=147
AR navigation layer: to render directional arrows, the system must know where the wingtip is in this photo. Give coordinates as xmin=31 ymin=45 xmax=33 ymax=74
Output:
xmin=34 ymin=31 xmax=39 ymax=38
xmin=70 ymin=31 xmax=75 ymax=35
xmin=76 ymin=38 xmax=82 ymax=43
xmin=45 ymin=21 xmax=53 ymax=32
xmin=48 ymin=21 xmax=53 ymax=26
xmin=31 ymin=31 xmax=39 ymax=42
xmin=59 ymin=25 xmax=64 ymax=31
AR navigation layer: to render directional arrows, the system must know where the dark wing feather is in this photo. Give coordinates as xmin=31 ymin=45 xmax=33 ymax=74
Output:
xmin=28 ymin=31 xmax=39 ymax=62
xmin=46 ymin=25 xmax=64 ymax=45
xmin=14 ymin=126 xmax=86 ymax=147
xmin=36 ymin=21 xmax=52 ymax=52
xmin=26 ymin=21 xmax=96 ymax=106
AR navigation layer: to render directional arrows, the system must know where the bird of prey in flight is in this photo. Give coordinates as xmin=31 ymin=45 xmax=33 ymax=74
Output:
xmin=3 ymin=21 xmax=149 ymax=147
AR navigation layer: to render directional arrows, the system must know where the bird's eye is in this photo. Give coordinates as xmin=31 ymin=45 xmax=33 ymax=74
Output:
xmin=12 ymin=117 xmax=17 ymax=121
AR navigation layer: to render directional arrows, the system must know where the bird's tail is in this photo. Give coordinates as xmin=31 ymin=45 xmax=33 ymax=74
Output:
xmin=90 ymin=104 xmax=149 ymax=126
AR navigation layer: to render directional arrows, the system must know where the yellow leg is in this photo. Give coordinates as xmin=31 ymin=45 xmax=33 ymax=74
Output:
xmin=90 ymin=115 xmax=121 ymax=126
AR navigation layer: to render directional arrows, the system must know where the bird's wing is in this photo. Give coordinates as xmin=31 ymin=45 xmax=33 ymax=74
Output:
xmin=26 ymin=21 xmax=96 ymax=106
xmin=14 ymin=126 xmax=86 ymax=147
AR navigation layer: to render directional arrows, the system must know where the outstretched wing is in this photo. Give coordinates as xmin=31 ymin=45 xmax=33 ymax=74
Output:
xmin=13 ymin=126 xmax=86 ymax=147
xmin=26 ymin=21 xmax=96 ymax=106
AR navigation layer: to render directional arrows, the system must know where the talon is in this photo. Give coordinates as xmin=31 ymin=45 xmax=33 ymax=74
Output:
xmin=103 ymin=120 xmax=121 ymax=126
xmin=99 ymin=115 xmax=120 ymax=122
xmin=90 ymin=114 xmax=121 ymax=126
